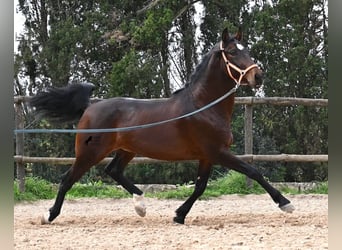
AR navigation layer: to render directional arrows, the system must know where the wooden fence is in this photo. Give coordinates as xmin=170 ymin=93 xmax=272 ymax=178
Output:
xmin=14 ymin=96 xmax=328 ymax=192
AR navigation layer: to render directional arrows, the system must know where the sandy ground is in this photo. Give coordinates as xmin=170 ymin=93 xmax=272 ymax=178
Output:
xmin=14 ymin=194 xmax=328 ymax=250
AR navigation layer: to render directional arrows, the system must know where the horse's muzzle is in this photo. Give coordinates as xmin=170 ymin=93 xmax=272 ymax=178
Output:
xmin=254 ymin=72 xmax=263 ymax=88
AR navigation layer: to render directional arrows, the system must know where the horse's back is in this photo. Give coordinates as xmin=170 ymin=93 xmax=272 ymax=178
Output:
xmin=81 ymin=96 xmax=172 ymax=126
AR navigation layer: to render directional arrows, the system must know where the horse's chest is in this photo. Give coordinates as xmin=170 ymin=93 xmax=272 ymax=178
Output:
xmin=204 ymin=113 xmax=232 ymax=133
xmin=196 ymin=116 xmax=233 ymax=146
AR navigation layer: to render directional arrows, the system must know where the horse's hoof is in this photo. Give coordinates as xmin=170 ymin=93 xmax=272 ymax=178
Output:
xmin=40 ymin=212 xmax=51 ymax=225
xmin=280 ymin=203 xmax=295 ymax=213
xmin=134 ymin=205 xmax=146 ymax=217
xmin=133 ymin=193 xmax=146 ymax=217
xmin=173 ymin=216 xmax=185 ymax=224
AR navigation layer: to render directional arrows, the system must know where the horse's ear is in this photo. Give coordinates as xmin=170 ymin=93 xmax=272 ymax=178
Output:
xmin=235 ymin=26 xmax=243 ymax=41
xmin=221 ymin=28 xmax=230 ymax=43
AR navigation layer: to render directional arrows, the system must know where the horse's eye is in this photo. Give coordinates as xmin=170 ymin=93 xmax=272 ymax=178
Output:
xmin=228 ymin=49 xmax=238 ymax=55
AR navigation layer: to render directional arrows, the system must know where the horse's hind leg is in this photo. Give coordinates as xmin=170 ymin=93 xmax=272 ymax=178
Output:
xmin=41 ymin=154 xmax=100 ymax=224
xmin=104 ymin=149 xmax=146 ymax=216
xmin=174 ymin=160 xmax=212 ymax=224
xmin=217 ymin=150 xmax=295 ymax=213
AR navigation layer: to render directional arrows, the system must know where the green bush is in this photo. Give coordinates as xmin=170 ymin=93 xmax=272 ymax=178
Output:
xmin=305 ymin=181 xmax=328 ymax=194
xmin=14 ymin=177 xmax=130 ymax=202
xmin=206 ymin=171 xmax=266 ymax=195
xmin=66 ymin=181 xmax=130 ymax=199
xmin=14 ymin=177 xmax=56 ymax=202
xmin=14 ymin=174 xmax=328 ymax=202
xmin=153 ymin=171 xmax=266 ymax=200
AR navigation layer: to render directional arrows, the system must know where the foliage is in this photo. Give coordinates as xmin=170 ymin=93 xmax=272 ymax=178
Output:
xmin=244 ymin=0 xmax=328 ymax=182
xmin=305 ymin=181 xmax=328 ymax=194
xmin=14 ymin=177 xmax=56 ymax=202
xmin=14 ymin=177 xmax=130 ymax=202
xmin=66 ymin=181 xmax=130 ymax=199
xmin=108 ymin=49 xmax=164 ymax=98
xmin=207 ymin=171 xmax=266 ymax=195
xmin=275 ymin=181 xmax=328 ymax=195
xmin=154 ymin=171 xmax=266 ymax=200
xmin=14 ymin=175 xmax=327 ymax=203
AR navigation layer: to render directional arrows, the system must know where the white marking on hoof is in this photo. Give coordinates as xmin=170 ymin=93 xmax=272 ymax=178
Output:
xmin=133 ymin=193 xmax=146 ymax=217
xmin=41 ymin=212 xmax=51 ymax=225
xmin=280 ymin=203 xmax=295 ymax=213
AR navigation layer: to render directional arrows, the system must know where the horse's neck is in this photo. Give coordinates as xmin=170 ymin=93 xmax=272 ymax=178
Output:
xmin=189 ymin=69 xmax=236 ymax=120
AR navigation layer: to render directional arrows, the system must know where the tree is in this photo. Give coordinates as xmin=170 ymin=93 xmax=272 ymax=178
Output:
xmin=15 ymin=0 xmax=125 ymax=95
xmin=106 ymin=1 xmax=202 ymax=98
xmin=244 ymin=0 xmax=328 ymax=181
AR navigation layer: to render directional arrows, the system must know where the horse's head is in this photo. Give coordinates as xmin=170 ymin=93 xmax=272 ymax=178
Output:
xmin=220 ymin=27 xmax=263 ymax=89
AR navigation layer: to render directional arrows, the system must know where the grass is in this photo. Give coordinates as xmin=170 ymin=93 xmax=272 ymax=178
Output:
xmin=152 ymin=171 xmax=266 ymax=200
xmin=307 ymin=181 xmax=328 ymax=193
xmin=66 ymin=181 xmax=130 ymax=199
xmin=275 ymin=181 xmax=328 ymax=195
xmin=14 ymin=177 xmax=56 ymax=202
xmin=14 ymin=177 xmax=130 ymax=203
xmin=14 ymin=173 xmax=328 ymax=203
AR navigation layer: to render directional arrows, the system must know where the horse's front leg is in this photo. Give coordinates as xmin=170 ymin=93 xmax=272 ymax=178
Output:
xmin=105 ymin=150 xmax=146 ymax=217
xmin=216 ymin=149 xmax=295 ymax=212
xmin=174 ymin=160 xmax=212 ymax=224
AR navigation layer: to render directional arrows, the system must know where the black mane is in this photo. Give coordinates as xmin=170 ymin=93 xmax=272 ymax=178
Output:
xmin=172 ymin=45 xmax=218 ymax=95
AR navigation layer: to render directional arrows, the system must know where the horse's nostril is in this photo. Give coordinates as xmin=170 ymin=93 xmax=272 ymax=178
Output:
xmin=255 ymin=73 xmax=263 ymax=85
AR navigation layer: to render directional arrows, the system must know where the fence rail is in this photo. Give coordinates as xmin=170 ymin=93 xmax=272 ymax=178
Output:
xmin=14 ymin=95 xmax=329 ymax=106
xmin=14 ymin=96 xmax=328 ymax=192
xmin=14 ymin=154 xmax=328 ymax=165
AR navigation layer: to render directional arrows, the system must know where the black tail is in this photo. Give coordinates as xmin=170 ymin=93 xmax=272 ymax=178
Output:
xmin=29 ymin=82 xmax=95 ymax=123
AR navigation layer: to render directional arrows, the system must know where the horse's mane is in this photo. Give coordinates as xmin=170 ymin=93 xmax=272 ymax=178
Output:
xmin=172 ymin=44 xmax=218 ymax=95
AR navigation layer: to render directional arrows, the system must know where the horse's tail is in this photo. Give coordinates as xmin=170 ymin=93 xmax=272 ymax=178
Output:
xmin=29 ymin=82 xmax=95 ymax=123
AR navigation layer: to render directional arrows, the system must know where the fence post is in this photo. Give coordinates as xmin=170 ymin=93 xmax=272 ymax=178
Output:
xmin=15 ymin=101 xmax=26 ymax=192
xmin=244 ymin=104 xmax=253 ymax=188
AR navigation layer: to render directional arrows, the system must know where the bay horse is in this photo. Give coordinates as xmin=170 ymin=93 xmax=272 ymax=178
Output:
xmin=30 ymin=27 xmax=294 ymax=225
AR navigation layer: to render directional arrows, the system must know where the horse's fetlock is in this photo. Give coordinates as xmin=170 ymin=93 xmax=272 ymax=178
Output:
xmin=173 ymin=215 xmax=185 ymax=224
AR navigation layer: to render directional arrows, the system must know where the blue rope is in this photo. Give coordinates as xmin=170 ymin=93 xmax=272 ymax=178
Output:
xmin=14 ymin=86 xmax=238 ymax=134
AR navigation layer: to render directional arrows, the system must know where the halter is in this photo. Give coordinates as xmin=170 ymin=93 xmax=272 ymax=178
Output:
xmin=220 ymin=41 xmax=259 ymax=87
